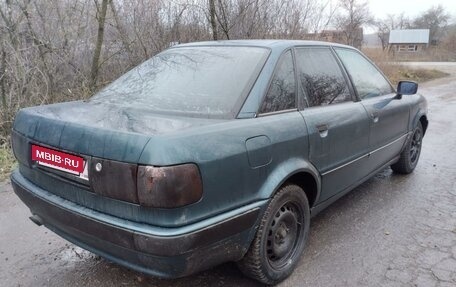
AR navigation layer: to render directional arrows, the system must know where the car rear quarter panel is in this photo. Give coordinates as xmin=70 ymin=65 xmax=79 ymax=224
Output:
xmin=138 ymin=111 xmax=313 ymax=226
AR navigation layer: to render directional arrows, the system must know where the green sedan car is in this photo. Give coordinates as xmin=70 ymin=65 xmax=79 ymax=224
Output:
xmin=11 ymin=40 xmax=427 ymax=284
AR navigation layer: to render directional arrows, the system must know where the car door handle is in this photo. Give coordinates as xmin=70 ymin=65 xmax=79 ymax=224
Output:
xmin=370 ymin=112 xmax=379 ymax=123
xmin=316 ymin=124 xmax=329 ymax=138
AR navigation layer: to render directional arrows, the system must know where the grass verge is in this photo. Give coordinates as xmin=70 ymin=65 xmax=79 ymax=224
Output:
xmin=0 ymin=145 xmax=16 ymax=181
xmin=363 ymin=48 xmax=450 ymax=86
xmin=379 ymin=64 xmax=450 ymax=86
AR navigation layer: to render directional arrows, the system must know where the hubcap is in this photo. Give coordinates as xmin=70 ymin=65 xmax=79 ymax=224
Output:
xmin=266 ymin=202 xmax=302 ymax=269
xmin=410 ymin=129 xmax=422 ymax=163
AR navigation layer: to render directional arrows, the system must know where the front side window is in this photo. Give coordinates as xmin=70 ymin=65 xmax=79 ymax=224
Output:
xmin=335 ymin=48 xmax=394 ymax=99
xmin=295 ymin=47 xmax=351 ymax=107
xmin=259 ymin=50 xmax=296 ymax=114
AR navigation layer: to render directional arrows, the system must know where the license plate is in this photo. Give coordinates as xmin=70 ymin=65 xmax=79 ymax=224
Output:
xmin=31 ymin=145 xmax=88 ymax=179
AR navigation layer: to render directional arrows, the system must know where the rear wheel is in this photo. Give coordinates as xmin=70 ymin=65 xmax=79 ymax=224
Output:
xmin=237 ymin=184 xmax=310 ymax=285
xmin=391 ymin=122 xmax=423 ymax=174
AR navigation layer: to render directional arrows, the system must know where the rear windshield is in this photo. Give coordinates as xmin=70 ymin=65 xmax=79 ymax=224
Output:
xmin=91 ymin=46 xmax=269 ymax=118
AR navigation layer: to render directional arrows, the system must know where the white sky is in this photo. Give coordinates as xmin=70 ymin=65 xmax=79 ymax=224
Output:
xmin=364 ymin=0 xmax=456 ymax=33
xmin=368 ymin=0 xmax=456 ymax=20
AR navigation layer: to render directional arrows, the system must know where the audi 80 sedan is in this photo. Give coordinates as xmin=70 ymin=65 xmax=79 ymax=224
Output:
xmin=11 ymin=40 xmax=427 ymax=284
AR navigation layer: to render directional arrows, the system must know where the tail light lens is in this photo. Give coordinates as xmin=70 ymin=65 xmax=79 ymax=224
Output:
xmin=137 ymin=164 xmax=203 ymax=208
xmin=90 ymin=158 xmax=139 ymax=203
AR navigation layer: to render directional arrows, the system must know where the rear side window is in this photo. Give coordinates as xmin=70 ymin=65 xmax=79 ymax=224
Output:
xmin=295 ymin=47 xmax=351 ymax=107
xmin=335 ymin=48 xmax=394 ymax=99
xmin=259 ymin=50 xmax=296 ymax=114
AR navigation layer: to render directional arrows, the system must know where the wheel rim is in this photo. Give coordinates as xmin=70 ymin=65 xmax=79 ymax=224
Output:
xmin=410 ymin=128 xmax=422 ymax=164
xmin=266 ymin=201 xmax=302 ymax=270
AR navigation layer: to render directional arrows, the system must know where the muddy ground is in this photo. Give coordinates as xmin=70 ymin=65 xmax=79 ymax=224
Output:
xmin=1 ymin=63 xmax=455 ymax=287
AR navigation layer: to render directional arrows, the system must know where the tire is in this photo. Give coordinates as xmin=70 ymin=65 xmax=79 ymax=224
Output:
xmin=237 ymin=184 xmax=310 ymax=285
xmin=391 ymin=121 xmax=423 ymax=174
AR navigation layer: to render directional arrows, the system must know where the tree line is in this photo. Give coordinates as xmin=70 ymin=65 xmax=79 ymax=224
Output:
xmin=0 ymin=0 xmax=453 ymax=143
xmin=375 ymin=5 xmax=452 ymax=50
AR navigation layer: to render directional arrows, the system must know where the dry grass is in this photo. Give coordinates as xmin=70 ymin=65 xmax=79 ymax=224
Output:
xmin=363 ymin=46 xmax=456 ymax=62
xmin=0 ymin=145 xmax=16 ymax=181
xmin=391 ymin=68 xmax=449 ymax=85
xmin=363 ymin=48 xmax=449 ymax=86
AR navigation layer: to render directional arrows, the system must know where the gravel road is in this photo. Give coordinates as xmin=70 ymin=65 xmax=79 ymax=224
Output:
xmin=1 ymin=63 xmax=455 ymax=287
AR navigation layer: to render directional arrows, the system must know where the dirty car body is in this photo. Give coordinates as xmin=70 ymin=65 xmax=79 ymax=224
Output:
xmin=11 ymin=40 xmax=428 ymax=282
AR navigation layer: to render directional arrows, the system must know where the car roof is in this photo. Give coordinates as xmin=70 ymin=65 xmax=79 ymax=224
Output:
xmin=174 ymin=39 xmax=356 ymax=51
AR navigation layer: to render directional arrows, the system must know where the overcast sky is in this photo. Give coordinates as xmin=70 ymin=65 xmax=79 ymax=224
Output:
xmin=368 ymin=0 xmax=456 ymax=20
xmin=363 ymin=0 xmax=456 ymax=33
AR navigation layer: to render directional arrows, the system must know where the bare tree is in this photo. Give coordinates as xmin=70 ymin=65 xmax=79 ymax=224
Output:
xmin=412 ymin=5 xmax=450 ymax=43
xmin=334 ymin=0 xmax=372 ymax=48
xmin=90 ymin=0 xmax=110 ymax=90
xmin=375 ymin=13 xmax=411 ymax=50
xmin=441 ymin=24 xmax=456 ymax=58
xmin=208 ymin=0 xmax=218 ymax=40
xmin=308 ymin=0 xmax=339 ymax=34
xmin=0 ymin=0 xmax=350 ymax=142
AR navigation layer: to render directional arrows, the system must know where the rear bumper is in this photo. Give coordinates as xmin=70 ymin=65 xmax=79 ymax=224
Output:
xmin=11 ymin=170 xmax=263 ymax=278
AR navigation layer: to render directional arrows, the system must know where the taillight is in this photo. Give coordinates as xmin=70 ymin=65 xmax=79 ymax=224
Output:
xmin=137 ymin=164 xmax=203 ymax=208
xmin=90 ymin=158 xmax=203 ymax=208
xmin=90 ymin=158 xmax=139 ymax=203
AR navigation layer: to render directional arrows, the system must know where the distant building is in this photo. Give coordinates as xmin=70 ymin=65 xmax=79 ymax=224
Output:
xmin=317 ymin=30 xmax=347 ymax=44
xmin=304 ymin=29 xmax=363 ymax=49
xmin=388 ymin=29 xmax=430 ymax=52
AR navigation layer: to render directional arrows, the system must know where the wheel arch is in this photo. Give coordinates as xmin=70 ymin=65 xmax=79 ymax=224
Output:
xmin=284 ymin=172 xmax=319 ymax=208
xmin=258 ymin=158 xmax=321 ymax=208
xmin=411 ymin=112 xmax=428 ymax=135
xmin=419 ymin=115 xmax=428 ymax=135
xmin=410 ymin=95 xmax=428 ymax=136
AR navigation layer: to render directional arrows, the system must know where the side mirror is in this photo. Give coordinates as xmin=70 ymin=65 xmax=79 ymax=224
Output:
xmin=397 ymin=81 xmax=418 ymax=96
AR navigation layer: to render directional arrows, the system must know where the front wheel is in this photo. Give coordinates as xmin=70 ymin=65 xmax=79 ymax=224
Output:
xmin=391 ymin=122 xmax=423 ymax=174
xmin=237 ymin=184 xmax=310 ymax=285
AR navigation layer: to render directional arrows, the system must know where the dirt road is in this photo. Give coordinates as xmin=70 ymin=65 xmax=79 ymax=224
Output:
xmin=1 ymin=63 xmax=455 ymax=287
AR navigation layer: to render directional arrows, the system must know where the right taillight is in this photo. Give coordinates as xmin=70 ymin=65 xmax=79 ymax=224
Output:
xmin=137 ymin=164 xmax=203 ymax=208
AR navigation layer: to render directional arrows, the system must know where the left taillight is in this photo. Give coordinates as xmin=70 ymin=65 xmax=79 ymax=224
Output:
xmin=90 ymin=158 xmax=139 ymax=203
xmin=90 ymin=159 xmax=203 ymax=208
xmin=137 ymin=164 xmax=203 ymax=208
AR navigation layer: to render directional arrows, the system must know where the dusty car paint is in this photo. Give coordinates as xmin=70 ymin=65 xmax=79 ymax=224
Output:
xmin=10 ymin=40 xmax=428 ymax=279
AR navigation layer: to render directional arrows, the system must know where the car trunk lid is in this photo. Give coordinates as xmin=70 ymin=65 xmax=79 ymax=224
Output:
xmin=12 ymin=100 xmax=223 ymax=205
xmin=13 ymin=100 xmax=223 ymax=163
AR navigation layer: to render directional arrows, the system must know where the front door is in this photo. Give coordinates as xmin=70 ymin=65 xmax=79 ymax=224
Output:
xmin=334 ymin=48 xmax=410 ymax=171
xmin=295 ymin=47 xmax=371 ymax=202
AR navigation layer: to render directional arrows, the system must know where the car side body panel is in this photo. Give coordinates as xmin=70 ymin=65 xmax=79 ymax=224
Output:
xmin=301 ymin=101 xmax=371 ymax=202
xmin=360 ymin=94 xmax=410 ymax=174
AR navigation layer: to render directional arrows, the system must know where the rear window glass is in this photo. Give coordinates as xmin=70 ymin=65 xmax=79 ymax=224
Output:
xmin=90 ymin=46 xmax=269 ymax=118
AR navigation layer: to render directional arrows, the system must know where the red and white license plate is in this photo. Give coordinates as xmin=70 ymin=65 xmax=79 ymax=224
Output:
xmin=31 ymin=144 xmax=86 ymax=176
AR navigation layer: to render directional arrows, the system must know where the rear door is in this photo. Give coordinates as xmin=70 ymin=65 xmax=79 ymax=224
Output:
xmin=334 ymin=48 xmax=410 ymax=172
xmin=295 ymin=47 xmax=371 ymax=202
